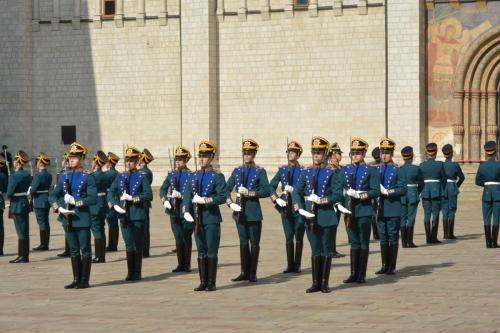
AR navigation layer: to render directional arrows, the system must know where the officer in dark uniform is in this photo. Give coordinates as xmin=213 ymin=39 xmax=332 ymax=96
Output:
xmin=159 ymin=146 xmax=194 ymax=272
xmin=269 ymin=140 xmax=305 ymax=274
xmin=0 ymin=156 xmax=8 ymax=256
xmin=139 ymin=148 xmax=154 ymax=258
xmin=226 ymin=139 xmax=271 ymax=283
xmin=49 ymin=142 xmax=97 ymax=288
xmin=369 ymin=147 xmax=381 ymax=240
xmin=475 ymin=141 xmax=500 ymax=248
xmin=30 ymin=153 xmax=53 ymax=251
xmin=7 ymin=151 xmax=32 ymax=263
xmin=399 ymin=146 xmax=424 ymax=248
xmin=342 ymin=138 xmax=380 ymax=284
xmin=375 ymin=138 xmax=406 ymax=275
xmin=420 ymin=143 xmax=446 ymax=244
xmin=104 ymin=152 xmax=120 ymax=252
xmin=441 ymin=144 xmax=465 ymax=239
xmin=56 ymin=151 xmax=71 ymax=257
xmin=183 ymin=140 xmax=227 ymax=291
xmin=90 ymin=151 xmax=109 ymax=263
xmin=327 ymin=142 xmax=346 ymax=258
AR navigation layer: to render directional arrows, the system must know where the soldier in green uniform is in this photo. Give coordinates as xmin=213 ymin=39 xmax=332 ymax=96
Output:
xmin=90 ymin=151 xmax=109 ymax=263
xmin=375 ymin=138 xmax=406 ymax=275
xmin=159 ymin=146 xmax=194 ymax=272
xmin=292 ymin=136 xmax=344 ymax=293
xmin=139 ymin=148 xmax=154 ymax=258
xmin=369 ymin=147 xmax=381 ymax=240
xmin=441 ymin=144 xmax=465 ymax=239
xmin=108 ymin=146 xmax=153 ymax=281
xmin=49 ymin=142 xmax=97 ymax=288
xmin=399 ymin=146 xmax=424 ymax=248
xmin=30 ymin=153 xmax=53 ymax=251
xmin=182 ymin=140 xmax=227 ymax=291
xmin=0 ymin=156 xmax=8 ymax=256
xmin=269 ymin=140 xmax=305 ymax=274
xmin=226 ymin=139 xmax=271 ymax=283
xmin=475 ymin=141 xmax=500 ymax=248
xmin=104 ymin=152 xmax=120 ymax=252
xmin=7 ymin=151 xmax=32 ymax=263
xmin=327 ymin=142 xmax=346 ymax=258
xmin=342 ymin=138 xmax=380 ymax=284
xmin=419 ymin=143 xmax=446 ymax=244
xmin=56 ymin=151 xmax=71 ymax=257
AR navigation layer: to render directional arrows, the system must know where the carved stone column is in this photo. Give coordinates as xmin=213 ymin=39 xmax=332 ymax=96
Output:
xmin=470 ymin=90 xmax=482 ymax=160
xmin=452 ymin=90 xmax=465 ymax=160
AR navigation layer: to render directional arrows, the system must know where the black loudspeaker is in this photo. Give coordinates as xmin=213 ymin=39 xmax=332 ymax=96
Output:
xmin=61 ymin=126 xmax=76 ymax=145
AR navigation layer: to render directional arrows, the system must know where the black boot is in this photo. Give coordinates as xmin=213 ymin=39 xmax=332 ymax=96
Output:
xmin=356 ymin=250 xmax=369 ymax=283
xmin=232 ymin=245 xmax=250 ymax=281
xmin=375 ymin=243 xmax=389 ymax=274
xmin=194 ymin=257 xmax=208 ymax=291
xmin=0 ymin=227 xmax=4 ymax=256
xmin=33 ymin=229 xmax=49 ymax=251
xmin=92 ymin=238 xmax=106 ymax=263
xmin=407 ymin=226 xmax=418 ymax=248
xmin=106 ymin=229 xmax=118 ymax=252
xmin=332 ymin=234 xmax=345 ymax=258
xmin=184 ymin=239 xmax=192 ymax=272
xmin=424 ymin=223 xmax=432 ymax=244
xmin=172 ymin=243 xmax=185 ymax=272
xmin=343 ymin=249 xmax=360 ymax=283
xmin=132 ymin=251 xmax=143 ymax=281
xmin=58 ymin=239 xmax=70 ymax=257
xmin=64 ymin=255 xmax=82 ymax=289
xmin=9 ymin=239 xmax=22 ymax=263
xmin=431 ymin=219 xmax=441 ymax=243
xmin=492 ymin=225 xmax=499 ymax=248
xmin=386 ymin=245 xmax=398 ymax=275
xmin=12 ymin=239 xmax=29 ymax=263
xmin=443 ymin=219 xmax=449 ymax=239
xmin=485 ymin=225 xmax=493 ymax=248
xmin=401 ymin=226 xmax=407 ymax=248
xmin=321 ymin=256 xmax=332 ymax=293
xmin=283 ymin=242 xmax=295 ymax=273
xmin=449 ymin=219 xmax=457 ymax=239
xmin=125 ymin=251 xmax=135 ymax=281
xmin=294 ymin=241 xmax=303 ymax=273
xmin=372 ymin=221 xmax=379 ymax=240
xmin=306 ymin=256 xmax=322 ymax=293
xmin=249 ymin=245 xmax=260 ymax=282
xmin=206 ymin=257 xmax=218 ymax=291
xmin=143 ymin=231 xmax=150 ymax=258
xmin=76 ymin=256 xmax=92 ymax=288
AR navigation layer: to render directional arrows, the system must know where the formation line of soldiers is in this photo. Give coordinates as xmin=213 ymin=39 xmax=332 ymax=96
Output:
xmin=0 ymin=137 xmax=498 ymax=292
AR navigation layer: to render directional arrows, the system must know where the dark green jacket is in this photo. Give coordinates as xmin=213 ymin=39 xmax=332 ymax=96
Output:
xmin=475 ymin=157 xmax=500 ymax=202
xmin=159 ymin=168 xmax=192 ymax=219
xmin=7 ymin=168 xmax=31 ymax=215
xmin=29 ymin=169 xmax=52 ymax=209
xmin=443 ymin=159 xmax=465 ymax=199
xmin=0 ymin=172 xmax=8 ymax=210
xmin=419 ymin=158 xmax=446 ymax=200
xmin=340 ymin=163 xmax=380 ymax=218
xmin=89 ymin=168 xmax=108 ymax=216
xmin=377 ymin=163 xmax=407 ymax=218
xmin=399 ymin=162 xmax=424 ymax=205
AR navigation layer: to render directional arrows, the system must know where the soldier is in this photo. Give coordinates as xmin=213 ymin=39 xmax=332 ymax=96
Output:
xmin=56 ymin=151 xmax=71 ymax=257
xmin=441 ymin=144 xmax=465 ymax=239
xmin=327 ymin=142 xmax=346 ymax=258
xmin=104 ymin=152 xmax=120 ymax=252
xmin=269 ymin=140 xmax=305 ymax=274
xmin=108 ymin=146 xmax=153 ymax=281
xmin=48 ymin=142 xmax=97 ymax=288
xmin=399 ymin=146 xmax=424 ymax=248
xmin=139 ymin=148 xmax=154 ymax=258
xmin=30 ymin=153 xmax=53 ymax=251
xmin=182 ymin=140 xmax=227 ymax=291
xmin=7 ymin=151 xmax=32 ymax=263
xmin=420 ymin=143 xmax=446 ymax=244
xmin=226 ymin=139 xmax=271 ymax=283
xmin=90 ymin=151 xmax=109 ymax=263
xmin=342 ymin=138 xmax=380 ymax=284
xmin=369 ymin=147 xmax=381 ymax=240
xmin=292 ymin=136 xmax=344 ymax=293
xmin=159 ymin=146 xmax=194 ymax=272
xmin=0 ymin=156 xmax=7 ymax=256
xmin=375 ymin=138 xmax=406 ymax=275
xmin=475 ymin=141 xmax=500 ymax=248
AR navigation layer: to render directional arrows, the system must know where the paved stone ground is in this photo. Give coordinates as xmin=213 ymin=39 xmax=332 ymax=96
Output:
xmin=1 ymin=178 xmax=499 ymax=332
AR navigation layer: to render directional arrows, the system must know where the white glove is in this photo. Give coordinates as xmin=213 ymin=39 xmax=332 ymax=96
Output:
xmin=284 ymin=185 xmax=294 ymax=193
xmin=64 ymin=194 xmax=76 ymax=205
xmin=307 ymin=193 xmax=321 ymax=204
xmin=229 ymin=202 xmax=242 ymax=212
xmin=120 ymin=193 xmax=134 ymax=201
xmin=346 ymin=188 xmax=360 ymax=199
xmin=336 ymin=204 xmax=352 ymax=215
xmin=192 ymin=194 xmax=206 ymax=205
xmin=113 ymin=205 xmax=126 ymax=214
xmin=58 ymin=207 xmax=75 ymax=215
xmin=171 ymin=190 xmax=182 ymax=199
xmin=163 ymin=200 xmax=172 ymax=210
xmin=27 ymin=186 xmax=32 ymax=194
xmin=275 ymin=198 xmax=287 ymax=207
xmin=380 ymin=185 xmax=389 ymax=196
xmin=238 ymin=186 xmax=249 ymax=196
xmin=184 ymin=212 xmax=194 ymax=222
xmin=298 ymin=209 xmax=315 ymax=218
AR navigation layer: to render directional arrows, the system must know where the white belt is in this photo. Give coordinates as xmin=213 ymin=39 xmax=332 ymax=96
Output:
xmin=13 ymin=192 xmax=28 ymax=197
xmin=36 ymin=190 xmax=49 ymax=193
xmin=446 ymin=179 xmax=457 ymax=183
xmin=424 ymin=179 xmax=440 ymax=183
xmin=98 ymin=192 xmax=106 ymax=197
xmin=407 ymin=184 xmax=418 ymax=187
xmin=485 ymin=182 xmax=500 ymax=186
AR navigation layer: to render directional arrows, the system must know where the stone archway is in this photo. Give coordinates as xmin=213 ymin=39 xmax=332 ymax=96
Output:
xmin=452 ymin=26 xmax=500 ymax=160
